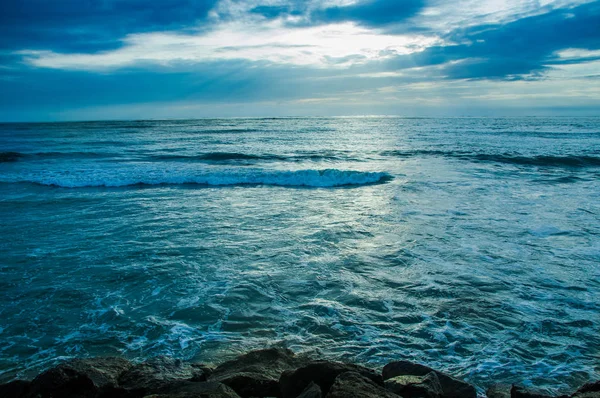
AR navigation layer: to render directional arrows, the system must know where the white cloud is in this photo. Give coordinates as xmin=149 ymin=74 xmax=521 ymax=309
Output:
xmin=18 ymin=21 xmax=441 ymax=70
xmin=546 ymin=59 xmax=600 ymax=79
xmin=416 ymin=0 xmax=594 ymax=34
xmin=555 ymin=48 xmax=600 ymax=60
xmin=16 ymin=0 xmax=596 ymax=72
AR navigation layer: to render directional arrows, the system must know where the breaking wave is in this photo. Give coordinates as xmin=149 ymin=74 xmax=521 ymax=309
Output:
xmin=4 ymin=168 xmax=392 ymax=188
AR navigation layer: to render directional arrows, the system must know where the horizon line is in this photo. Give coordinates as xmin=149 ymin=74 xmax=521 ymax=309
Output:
xmin=2 ymin=115 xmax=600 ymax=124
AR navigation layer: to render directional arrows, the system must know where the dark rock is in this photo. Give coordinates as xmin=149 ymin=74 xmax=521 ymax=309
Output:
xmin=279 ymin=360 xmax=382 ymax=398
xmin=382 ymin=361 xmax=477 ymax=398
xmin=486 ymin=384 xmax=512 ymax=398
xmin=297 ymin=382 xmax=322 ymax=398
xmin=326 ymin=372 xmax=400 ymax=398
xmin=29 ymin=357 xmax=132 ymax=398
xmin=141 ymin=381 xmax=241 ymax=397
xmin=572 ymin=381 xmax=600 ymax=398
xmin=0 ymin=380 xmax=31 ymax=398
xmin=511 ymin=385 xmax=566 ymax=398
xmin=209 ymin=348 xmax=306 ymax=398
xmin=384 ymin=371 xmax=443 ymax=398
xmin=119 ymin=357 xmax=211 ymax=396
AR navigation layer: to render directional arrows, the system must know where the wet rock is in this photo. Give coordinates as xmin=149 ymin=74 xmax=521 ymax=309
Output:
xmin=511 ymin=385 xmax=564 ymax=398
xmin=486 ymin=384 xmax=512 ymax=398
xmin=209 ymin=348 xmax=306 ymax=398
xmin=0 ymin=380 xmax=31 ymax=398
xmin=326 ymin=372 xmax=400 ymax=398
xmin=382 ymin=361 xmax=477 ymax=398
xmin=572 ymin=381 xmax=600 ymax=398
xmin=119 ymin=357 xmax=211 ymax=396
xmin=29 ymin=357 xmax=132 ymax=398
xmin=141 ymin=381 xmax=241 ymax=397
xmin=279 ymin=360 xmax=382 ymax=398
xmin=384 ymin=372 xmax=443 ymax=398
xmin=297 ymin=382 xmax=322 ymax=398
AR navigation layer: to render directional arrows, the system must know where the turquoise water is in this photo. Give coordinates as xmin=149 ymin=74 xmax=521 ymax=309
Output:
xmin=0 ymin=117 xmax=599 ymax=394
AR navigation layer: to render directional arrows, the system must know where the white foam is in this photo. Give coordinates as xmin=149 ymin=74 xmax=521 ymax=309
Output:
xmin=4 ymin=167 xmax=391 ymax=188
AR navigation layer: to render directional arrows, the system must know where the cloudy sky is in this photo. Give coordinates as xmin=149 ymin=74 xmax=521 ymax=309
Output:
xmin=1 ymin=0 xmax=599 ymax=121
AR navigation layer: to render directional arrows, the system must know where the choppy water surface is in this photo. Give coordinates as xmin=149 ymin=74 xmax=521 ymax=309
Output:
xmin=0 ymin=117 xmax=599 ymax=394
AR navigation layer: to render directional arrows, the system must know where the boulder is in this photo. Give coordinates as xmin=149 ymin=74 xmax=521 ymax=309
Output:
xmin=118 ymin=357 xmax=211 ymax=396
xmin=209 ymin=348 xmax=307 ymax=398
xmin=141 ymin=381 xmax=241 ymax=398
xmin=382 ymin=361 xmax=477 ymax=398
xmin=297 ymin=382 xmax=322 ymax=398
xmin=572 ymin=381 xmax=600 ymax=398
xmin=0 ymin=380 xmax=31 ymax=398
xmin=326 ymin=372 xmax=400 ymax=398
xmin=510 ymin=385 xmax=566 ymax=398
xmin=279 ymin=360 xmax=382 ymax=398
xmin=384 ymin=372 xmax=443 ymax=398
xmin=29 ymin=357 xmax=132 ymax=398
xmin=486 ymin=384 xmax=512 ymax=398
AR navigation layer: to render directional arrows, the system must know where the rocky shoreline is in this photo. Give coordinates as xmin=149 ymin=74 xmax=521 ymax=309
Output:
xmin=0 ymin=348 xmax=597 ymax=398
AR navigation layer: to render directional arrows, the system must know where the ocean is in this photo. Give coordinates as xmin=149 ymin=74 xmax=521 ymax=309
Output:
xmin=0 ymin=117 xmax=598 ymax=394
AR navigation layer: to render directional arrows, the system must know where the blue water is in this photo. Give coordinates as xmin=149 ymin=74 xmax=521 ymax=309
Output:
xmin=0 ymin=117 xmax=599 ymax=394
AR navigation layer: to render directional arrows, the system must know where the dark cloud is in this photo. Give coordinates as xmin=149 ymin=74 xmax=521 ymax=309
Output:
xmin=0 ymin=0 xmax=218 ymax=52
xmin=383 ymin=1 xmax=600 ymax=80
xmin=250 ymin=5 xmax=298 ymax=19
xmin=312 ymin=0 xmax=425 ymax=27
xmin=247 ymin=0 xmax=426 ymax=28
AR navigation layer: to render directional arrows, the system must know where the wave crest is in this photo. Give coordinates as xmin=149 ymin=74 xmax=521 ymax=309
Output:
xmin=150 ymin=152 xmax=285 ymax=162
xmin=0 ymin=152 xmax=24 ymax=162
xmin=382 ymin=150 xmax=600 ymax=167
xmin=7 ymin=168 xmax=391 ymax=188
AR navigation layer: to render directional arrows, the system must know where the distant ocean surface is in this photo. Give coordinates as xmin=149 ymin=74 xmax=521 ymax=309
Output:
xmin=1 ymin=117 xmax=599 ymax=394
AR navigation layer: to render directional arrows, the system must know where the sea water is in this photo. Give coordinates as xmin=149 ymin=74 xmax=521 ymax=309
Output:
xmin=0 ymin=117 xmax=599 ymax=394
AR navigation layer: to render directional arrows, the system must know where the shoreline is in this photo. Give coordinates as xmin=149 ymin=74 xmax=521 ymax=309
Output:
xmin=0 ymin=348 xmax=597 ymax=398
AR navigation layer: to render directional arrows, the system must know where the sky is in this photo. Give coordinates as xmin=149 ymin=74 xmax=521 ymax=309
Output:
xmin=0 ymin=0 xmax=599 ymax=121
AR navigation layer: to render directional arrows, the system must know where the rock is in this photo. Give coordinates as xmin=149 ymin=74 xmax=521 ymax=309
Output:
xmin=486 ymin=384 xmax=512 ymax=398
xmin=572 ymin=381 xmax=600 ymax=398
xmin=141 ymin=381 xmax=241 ymax=398
xmin=279 ymin=360 xmax=382 ymax=398
xmin=297 ymin=382 xmax=322 ymax=398
xmin=119 ymin=357 xmax=211 ymax=396
xmin=0 ymin=380 xmax=31 ymax=398
xmin=382 ymin=361 xmax=477 ymax=398
xmin=29 ymin=357 xmax=132 ymax=398
xmin=511 ymin=385 xmax=564 ymax=398
xmin=326 ymin=372 xmax=400 ymax=398
xmin=384 ymin=372 xmax=443 ymax=398
xmin=209 ymin=348 xmax=307 ymax=398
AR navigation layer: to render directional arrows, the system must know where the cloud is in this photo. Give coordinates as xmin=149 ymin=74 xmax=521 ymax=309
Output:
xmin=311 ymin=0 xmax=425 ymax=27
xmin=250 ymin=5 xmax=299 ymax=19
xmin=17 ymin=21 xmax=440 ymax=70
xmin=0 ymin=0 xmax=219 ymax=52
xmin=381 ymin=1 xmax=600 ymax=80
xmin=2 ymin=0 xmax=599 ymax=120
